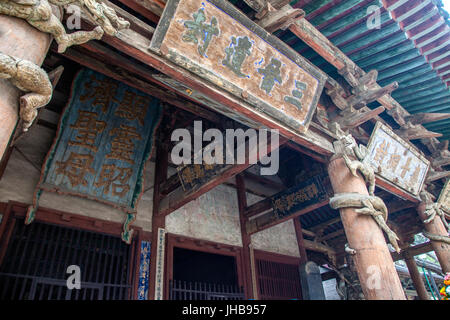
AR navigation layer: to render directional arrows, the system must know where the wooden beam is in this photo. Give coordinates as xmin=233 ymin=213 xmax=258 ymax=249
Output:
xmin=392 ymin=241 xmax=434 ymax=262
xmin=404 ymin=112 xmax=450 ymax=125
xmin=395 ymin=124 xmax=442 ymax=140
xmin=148 ymin=141 xmax=169 ymax=300
xmin=236 ymin=174 xmax=255 ymax=299
xmin=317 ymin=229 xmax=345 ymax=242
xmin=285 ymin=141 xmax=328 ymax=163
xmin=158 ymin=137 xmax=287 ymax=217
xmin=289 ymin=18 xmax=442 ymax=155
xmin=257 ymin=4 xmax=304 ymax=33
xmin=302 ymin=239 xmax=336 ymax=256
xmin=78 ymin=4 xmax=336 ymax=156
xmin=61 ymin=44 xmax=224 ymax=125
xmin=244 ymin=198 xmax=272 ymax=218
xmin=293 ymin=217 xmax=308 ymax=263
xmin=336 ymin=106 xmax=385 ymax=130
xmin=426 ymin=169 xmax=450 ymax=183
xmin=310 ymin=216 xmax=341 ymax=232
xmin=375 ymin=176 xmax=420 ymax=203
xmin=117 ymin=0 xmax=163 ymax=24
xmin=247 ymin=199 xmax=329 ymax=234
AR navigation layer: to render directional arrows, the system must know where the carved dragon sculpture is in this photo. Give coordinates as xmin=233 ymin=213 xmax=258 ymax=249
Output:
xmin=0 ymin=0 xmax=129 ymax=53
xmin=0 ymin=0 xmax=129 ymax=130
xmin=328 ymin=124 xmax=401 ymax=253
xmin=330 ymin=193 xmax=401 ymax=253
xmin=419 ymin=189 xmax=450 ymax=244
xmin=0 ymin=52 xmax=63 ymax=131
xmin=420 ymin=190 xmax=450 ymax=231
xmin=332 ymin=123 xmax=376 ymax=196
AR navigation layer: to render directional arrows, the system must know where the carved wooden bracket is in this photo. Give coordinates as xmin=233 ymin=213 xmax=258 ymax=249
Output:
xmin=395 ymin=122 xmax=442 ymax=140
xmin=426 ymin=167 xmax=450 ymax=183
xmin=388 ymin=107 xmax=448 ymax=141
xmin=256 ymin=4 xmax=305 ymax=33
xmin=327 ymin=66 xmax=398 ymax=111
xmin=333 ymin=106 xmax=385 ymax=130
xmin=431 ymin=141 xmax=450 ymax=168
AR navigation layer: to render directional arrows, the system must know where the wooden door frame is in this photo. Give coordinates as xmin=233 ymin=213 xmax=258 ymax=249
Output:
xmin=164 ymin=232 xmax=245 ymax=300
xmin=253 ymin=249 xmax=302 ymax=300
xmin=0 ymin=200 xmax=150 ymax=300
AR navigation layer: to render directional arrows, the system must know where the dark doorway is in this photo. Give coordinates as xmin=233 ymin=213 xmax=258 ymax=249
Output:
xmin=169 ymin=247 xmax=244 ymax=300
xmin=0 ymin=218 xmax=134 ymax=300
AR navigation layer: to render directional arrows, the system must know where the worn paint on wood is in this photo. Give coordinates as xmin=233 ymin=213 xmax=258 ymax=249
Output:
xmin=150 ymin=0 xmax=326 ymax=134
xmin=152 ymin=74 xmax=261 ymax=128
xmin=437 ymin=179 xmax=450 ymax=213
xmin=271 ymin=174 xmax=329 ymax=219
xmin=39 ymin=68 xmax=162 ymax=212
xmin=363 ymin=121 xmax=430 ymax=197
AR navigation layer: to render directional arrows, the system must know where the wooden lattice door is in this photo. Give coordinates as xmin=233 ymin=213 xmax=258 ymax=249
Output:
xmin=0 ymin=217 xmax=134 ymax=300
xmin=254 ymin=251 xmax=302 ymax=300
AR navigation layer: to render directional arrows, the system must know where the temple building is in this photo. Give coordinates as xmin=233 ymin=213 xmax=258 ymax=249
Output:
xmin=0 ymin=0 xmax=449 ymax=300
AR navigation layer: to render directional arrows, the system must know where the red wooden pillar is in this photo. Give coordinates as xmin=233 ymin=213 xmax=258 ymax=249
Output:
xmin=148 ymin=143 xmax=169 ymax=299
xmin=293 ymin=218 xmax=308 ymax=264
xmin=236 ymin=174 xmax=255 ymax=299
xmin=403 ymin=251 xmax=429 ymax=300
xmin=328 ymin=155 xmax=406 ymax=300
xmin=0 ymin=15 xmax=52 ymax=160
xmin=417 ymin=203 xmax=450 ymax=274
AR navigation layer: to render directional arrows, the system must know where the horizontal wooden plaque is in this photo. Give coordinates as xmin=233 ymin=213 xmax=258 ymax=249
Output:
xmin=363 ymin=121 xmax=430 ymax=197
xmin=149 ymin=0 xmax=326 ymax=134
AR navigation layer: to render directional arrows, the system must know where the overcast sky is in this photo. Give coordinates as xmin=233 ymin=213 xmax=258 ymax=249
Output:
xmin=444 ymin=0 xmax=450 ymax=12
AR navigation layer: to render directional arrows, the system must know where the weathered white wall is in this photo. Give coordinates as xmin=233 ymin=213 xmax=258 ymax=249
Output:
xmin=251 ymin=219 xmax=300 ymax=257
xmin=165 ymin=183 xmax=242 ymax=246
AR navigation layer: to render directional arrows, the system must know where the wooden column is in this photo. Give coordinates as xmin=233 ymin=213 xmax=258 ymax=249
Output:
xmin=0 ymin=15 xmax=52 ymax=160
xmin=236 ymin=174 xmax=254 ymax=299
xmin=328 ymin=156 xmax=406 ymax=300
xmin=148 ymin=142 xmax=169 ymax=299
xmin=293 ymin=218 xmax=308 ymax=264
xmin=403 ymin=251 xmax=429 ymax=300
xmin=417 ymin=203 xmax=450 ymax=274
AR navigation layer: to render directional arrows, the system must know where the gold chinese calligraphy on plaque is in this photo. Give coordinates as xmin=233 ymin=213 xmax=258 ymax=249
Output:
xmin=150 ymin=0 xmax=326 ymax=134
xmin=364 ymin=122 xmax=430 ymax=197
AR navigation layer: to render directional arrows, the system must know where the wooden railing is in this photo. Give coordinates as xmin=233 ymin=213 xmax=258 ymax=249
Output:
xmin=169 ymin=280 xmax=244 ymax=300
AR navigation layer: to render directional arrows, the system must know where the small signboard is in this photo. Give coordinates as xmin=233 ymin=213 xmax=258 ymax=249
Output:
xmin=364 ymin=121 xmax=430 ymax=197
xmin=149 ymin=0 xmax=326 ymax=134
xmin=271 ymin=174 xmax=329 ymax=219
xmin=437 ymin=179 xmax=450 ymax=213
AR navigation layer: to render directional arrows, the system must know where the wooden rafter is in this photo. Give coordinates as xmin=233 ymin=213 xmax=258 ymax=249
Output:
xmin=158 ymin=136 xmax=288 ymax=217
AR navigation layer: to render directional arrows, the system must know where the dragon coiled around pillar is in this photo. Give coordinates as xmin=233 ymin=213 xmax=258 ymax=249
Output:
xmin=0 ymin=0 xmax=129 ymax=131
xmin=419 ymin=190 xmax=450 ymax=232
xmin=329 ymin=192 xmax=401 ymax=253
xmin=329 ymin=124 xmax=401 ymax=253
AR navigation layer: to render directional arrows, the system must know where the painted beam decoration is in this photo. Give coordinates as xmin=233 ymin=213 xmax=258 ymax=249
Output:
xmin=437 ymin=179 xmax=450 ymax=213
xmin=27 ymin=68 xmax=162 ymax=243
xmin=363 ymin=121 xmax=430 ymax=197
xmin=149 ymin=0 xmax=326 ymax=134
xmin=271 ymin=174 xmax=329 ymax=219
